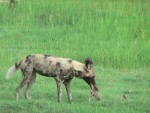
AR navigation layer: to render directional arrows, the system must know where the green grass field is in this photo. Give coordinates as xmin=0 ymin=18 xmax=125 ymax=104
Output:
xmin=0 ymin=0 xmax=150 ymax=113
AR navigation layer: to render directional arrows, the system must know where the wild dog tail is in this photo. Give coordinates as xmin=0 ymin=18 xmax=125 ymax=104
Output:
xmin=6 ymin=60 xmax=22 ymax=79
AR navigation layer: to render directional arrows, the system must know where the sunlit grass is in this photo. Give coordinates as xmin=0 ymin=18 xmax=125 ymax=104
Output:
xmin=0 ymin=0 xmax=150 ymax=113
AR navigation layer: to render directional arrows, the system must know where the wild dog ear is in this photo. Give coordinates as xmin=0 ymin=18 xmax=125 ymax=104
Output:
xmin=84 ymin=58 xmax=93 ymax=69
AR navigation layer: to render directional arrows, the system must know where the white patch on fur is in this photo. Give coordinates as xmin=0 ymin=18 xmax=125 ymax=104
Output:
xmin=6 ymin=65 xmax=16 ymax=79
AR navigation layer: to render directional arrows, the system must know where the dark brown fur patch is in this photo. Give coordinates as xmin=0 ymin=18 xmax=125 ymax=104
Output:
xmin=25 ymin=55 xmax=32 ymax=63
xmin=44 ymin=54 xmax=50 ymax=59
xmin=15 ymin=59 xmax=23 ymax=69
xmin=83 ymin=77 xmax=96 ymax=85
xmin=48 ymin=61 xmax=52 ymax=66
xmin=68 ymin=59 xmax=72 ymax=63
xmin=83 ymin=77 xmax=98 ymax=91
xmin=15 ymin=63 xmax=19 ymax=69
xmin=84 ymin=58 xmax=93 ymax=68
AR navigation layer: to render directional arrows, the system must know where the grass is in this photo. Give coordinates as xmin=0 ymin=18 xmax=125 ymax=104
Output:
xmin=0 ymin=0 xmax=149 ymax=68
xmin=0 ymin=68 xmax=150 ymax=113
xmin=0 ymin=0 xmax=150 ymax=113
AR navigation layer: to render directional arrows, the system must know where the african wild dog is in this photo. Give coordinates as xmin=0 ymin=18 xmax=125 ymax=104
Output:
xmin=6 ymin=54 xmax=100 ymax=103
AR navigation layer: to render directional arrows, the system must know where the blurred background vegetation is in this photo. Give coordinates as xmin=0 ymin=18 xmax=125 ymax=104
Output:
xmin=0 ymin=0 xmax=149 ymax=69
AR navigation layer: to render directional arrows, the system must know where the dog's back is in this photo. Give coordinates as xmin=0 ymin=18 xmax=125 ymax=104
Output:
xmin=19 ymin=54 xmax=74 ymax=78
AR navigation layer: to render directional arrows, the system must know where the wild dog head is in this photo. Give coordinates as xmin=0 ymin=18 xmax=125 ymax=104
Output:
xmin=83 ymin=58 xmax=100 ymax=100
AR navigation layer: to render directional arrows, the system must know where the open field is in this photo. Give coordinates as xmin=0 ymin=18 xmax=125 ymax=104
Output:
xmin=0 ymin=68 xmax=150 ymax=113
xmin=0 ymin=0 xmax=150 ymax=113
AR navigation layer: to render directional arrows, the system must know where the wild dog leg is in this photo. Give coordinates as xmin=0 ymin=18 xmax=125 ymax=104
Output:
xmin=63 ymin=79 xmax=73 ymax=103
xmin=16 ymin=76 xmax=28 ymax=100
xmin=24 ymin=71 xmax=36 ymax=100
xmin=55 ymin=78 xmax=62 ymax=103
xmin=90 ymin=84 xmax=100 ymax=101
